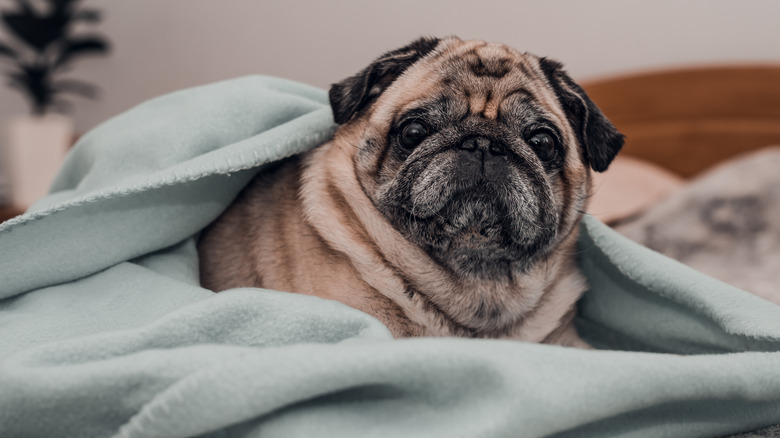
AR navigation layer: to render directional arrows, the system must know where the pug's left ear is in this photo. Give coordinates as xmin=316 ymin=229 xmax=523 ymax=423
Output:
xmin=329 ymin=37 xmax=441 ymax=125
xmin=539 ymin=58 xmax=625 ymax=172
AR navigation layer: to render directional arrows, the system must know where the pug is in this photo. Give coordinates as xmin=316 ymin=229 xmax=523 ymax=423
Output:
xmin=198 ymin=36 xmax=624 ymax=346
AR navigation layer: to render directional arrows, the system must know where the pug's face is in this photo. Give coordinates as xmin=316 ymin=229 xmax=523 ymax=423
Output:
xmin=329 ymin=37 xmax=623 ymax=280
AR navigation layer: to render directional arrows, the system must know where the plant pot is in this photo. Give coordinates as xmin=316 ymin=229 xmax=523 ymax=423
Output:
xmin=4 ymin=114 xmax=74 ymax=210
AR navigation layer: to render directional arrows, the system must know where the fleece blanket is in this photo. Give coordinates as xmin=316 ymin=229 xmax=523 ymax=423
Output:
xmin=1 ymin=76 xmax=780 ymax=438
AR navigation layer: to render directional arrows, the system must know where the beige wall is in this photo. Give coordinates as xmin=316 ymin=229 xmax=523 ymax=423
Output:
xmin=1 ymin=0 xmax=779 ymax=135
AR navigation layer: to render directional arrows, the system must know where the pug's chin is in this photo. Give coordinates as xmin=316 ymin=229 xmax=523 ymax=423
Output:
xmin=389 ymin=192 xmax=558 ymax=278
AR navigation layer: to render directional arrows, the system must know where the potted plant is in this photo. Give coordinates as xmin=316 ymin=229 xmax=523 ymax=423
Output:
xmin=0 ymin=0 xmax=109 ymax=209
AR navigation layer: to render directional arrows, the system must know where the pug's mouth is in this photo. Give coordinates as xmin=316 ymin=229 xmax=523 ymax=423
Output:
xmin=422 ymin=187 xmax=507 ymax=238
xmin=387 ymin=182 xmax=559 ymax=274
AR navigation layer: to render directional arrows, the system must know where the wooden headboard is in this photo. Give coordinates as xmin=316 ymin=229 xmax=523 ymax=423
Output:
xmin=582 ymin=65 xmax=780 ymax=177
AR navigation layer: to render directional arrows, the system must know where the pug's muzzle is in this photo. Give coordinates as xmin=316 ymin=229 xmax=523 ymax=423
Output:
xmin=376 ymin=119 xmax=559 ymax=277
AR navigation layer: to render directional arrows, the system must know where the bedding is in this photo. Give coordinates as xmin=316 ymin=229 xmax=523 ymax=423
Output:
xmin=1 ymin=76 xmax=780 ymax=437
xmin=616 ymin=147 xmax=780 ymax=306
xmin=612 ymin=148 xmax=780 ymax=437
xmin=587 ymin=155 xmax=685 ymax=224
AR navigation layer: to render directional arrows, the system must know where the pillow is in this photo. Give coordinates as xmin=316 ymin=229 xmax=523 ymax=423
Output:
xmin=587 ymin=155 xmax=685 ymax=224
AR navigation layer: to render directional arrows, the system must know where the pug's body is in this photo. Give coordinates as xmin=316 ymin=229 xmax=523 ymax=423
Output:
xmin=198 ymin=37 xmax=623 ymax=346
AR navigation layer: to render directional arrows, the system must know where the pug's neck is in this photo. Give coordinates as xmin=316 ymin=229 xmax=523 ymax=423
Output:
xmin=299 ymin=141 xmax=589 ymax=345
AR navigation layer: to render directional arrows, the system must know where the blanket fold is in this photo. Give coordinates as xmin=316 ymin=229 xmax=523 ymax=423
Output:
xmin=1 ymin=75 xmax=779 ymax=438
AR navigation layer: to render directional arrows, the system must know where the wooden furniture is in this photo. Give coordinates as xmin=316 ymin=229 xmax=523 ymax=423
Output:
xmin=583 ymin=65 xmax=780 ymax=177
xmin=0 ymin=205 xmax=24 ymax=223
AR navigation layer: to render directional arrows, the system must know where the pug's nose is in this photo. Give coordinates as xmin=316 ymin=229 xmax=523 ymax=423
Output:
xmin=458 ymin=136 xmax=507 ymax=155
xmin=457 ymin=136 xmax=509 ymax=180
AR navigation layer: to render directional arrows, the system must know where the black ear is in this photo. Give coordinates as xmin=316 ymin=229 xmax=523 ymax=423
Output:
xmin=539 ymin=58 xmax=625 ymax=172
xmin=329 ymin=37 xmax=441 ymax=125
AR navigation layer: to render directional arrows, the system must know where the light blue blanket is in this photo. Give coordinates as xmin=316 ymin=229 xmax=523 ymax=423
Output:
xmin=1 ymin=76 xmax=779 ymax=438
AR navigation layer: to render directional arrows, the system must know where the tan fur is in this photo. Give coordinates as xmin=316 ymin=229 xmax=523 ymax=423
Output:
xmin=199 ymin=37 xmax=601 ymax=346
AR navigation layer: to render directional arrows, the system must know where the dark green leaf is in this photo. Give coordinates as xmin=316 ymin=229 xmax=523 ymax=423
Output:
xmin=7 ymin=73 xmax=26 ymax=90
xmin=54 ymin=36 xmax=109 ymax=68
xmin=73 ymin=8 xmax=101 ymax=22
xmin=4 ymin=64 xmax=54 ymax=115
xmin=13 ymin=0 xmax=38 ymax=17
xmin=52 ymin=78 xmax=99 ymax=99
xmin=49 ymin=0 xmax=78 ymax=23
xmin=6 ymin=69 xmax=29 ymax=87
xmin=0 ymin=41 xmax=20 ymax=61
xmin=1 ymin=13 xmax=68 ymax=52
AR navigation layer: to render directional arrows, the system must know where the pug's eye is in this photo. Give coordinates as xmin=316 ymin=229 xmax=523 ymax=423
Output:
xmin=527 ymin=130 xmax=557 ymax=162
xmin=399 ymin=121 xmax=429 ymax=149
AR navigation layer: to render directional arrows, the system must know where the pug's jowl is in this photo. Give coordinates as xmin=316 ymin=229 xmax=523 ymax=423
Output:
xmin=198 ymin=36 xmax=624 ymax=346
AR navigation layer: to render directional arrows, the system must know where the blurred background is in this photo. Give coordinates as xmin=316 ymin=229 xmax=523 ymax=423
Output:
xmin=2 ymin=0 xmax=780 ymax=133
xmin=1 ymin=0 xmax=779 ymax=210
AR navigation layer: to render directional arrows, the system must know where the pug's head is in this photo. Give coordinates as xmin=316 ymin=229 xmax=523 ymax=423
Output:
xmin=329 ymin=37 xmax=623 ymax=280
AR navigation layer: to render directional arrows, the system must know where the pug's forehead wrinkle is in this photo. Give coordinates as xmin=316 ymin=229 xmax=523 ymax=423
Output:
xmin=394 ymin=96 xmax=465 ymax=129
xmin=384 ymin=44 xmax=496 ymax=99
xmin=374 ymin=43 xmax=551 ymax=133
xmin=428 ymin=70 xmax=564 ymax=135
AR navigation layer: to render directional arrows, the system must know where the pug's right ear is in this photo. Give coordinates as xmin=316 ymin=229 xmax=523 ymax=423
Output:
xmin=329 ymin=37 xmax=441 ymax=125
